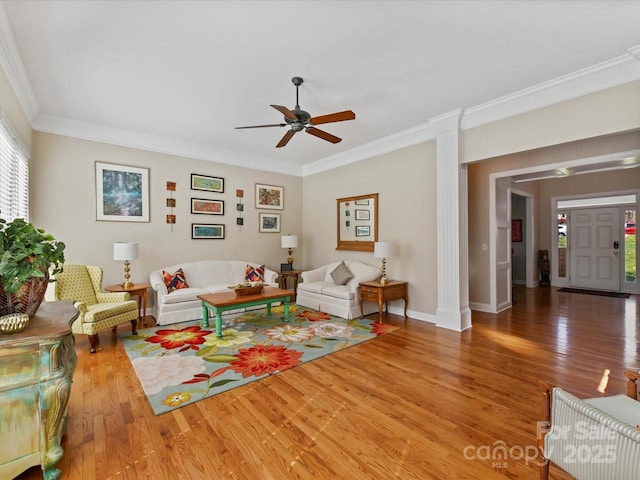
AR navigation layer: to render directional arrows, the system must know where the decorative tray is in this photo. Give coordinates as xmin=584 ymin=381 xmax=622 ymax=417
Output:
xmin=229 ymin=284 xmax=264 ymax=296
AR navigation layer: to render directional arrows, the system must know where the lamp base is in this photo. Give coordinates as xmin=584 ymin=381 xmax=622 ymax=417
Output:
xmin=121 ymin=281 xmax=134 ymax=289
xmin=379 ymin=257 xmax=389 ymax=285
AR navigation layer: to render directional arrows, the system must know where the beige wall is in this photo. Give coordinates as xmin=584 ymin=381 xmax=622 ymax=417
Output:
xmin=0 ymin=65 xmax=31 ymax=152
xmin=468 ymin=130 xmax=640 ymax=304
xmin=30 ymin=132 xmax=303 ymax=294
xmin=302 ymin=141 xmax=438 ymax=318
xmin=463 ymin=81 xmax=640 ymax=163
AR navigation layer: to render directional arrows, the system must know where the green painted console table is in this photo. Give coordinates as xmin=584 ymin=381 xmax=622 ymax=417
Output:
xmin=0 ymin=300 xmax=78 ymax=480
xmin=198 ymin=286 xmax=294 ymax=337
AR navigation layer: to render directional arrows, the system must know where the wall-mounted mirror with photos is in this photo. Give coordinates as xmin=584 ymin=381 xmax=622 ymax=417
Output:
xmin=336 ymin=193 xmax=378 ymax=251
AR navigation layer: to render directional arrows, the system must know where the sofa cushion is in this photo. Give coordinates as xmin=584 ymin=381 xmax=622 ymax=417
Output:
xmin=163 ymin=268 xmax=189 ymax=292
xmin=345 ymin=261 xmax=382 ymax=286
xmin=161 ymin=287 xmax=207 ymax=304
xmin=330 ymin=261 xmax=353 ymax=285
xmin=321 ymin=284 xmax=354 ymax=300
xmin=297 ymin=281 xmax=326 ymax=294
xmin=204 ymin=284 xmax=232 ymax=294
xmin=245 ymin=264 xmax=265 ymax=282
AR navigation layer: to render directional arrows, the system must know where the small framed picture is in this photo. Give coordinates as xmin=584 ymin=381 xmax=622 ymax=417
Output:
xmin=355 ymin=199 xmax=369 ymax=205
xmin=192 ymin=223 xmax=225 ymax=239
xmin=356 ymin=225 xmax=370 ymax=237
xmin=259 ymin=213 xmax=280 ymax=233
xmin=191 ymin=174 xmax=224 ymax=193
xmin=191 ymin=198 xmax=224 ymax=215
xmin=255 ymin=183 xmax=284 ymax=210
xmin=166 ymin=198 xmax=176 ymax=207
xmin=512 ymin=219 xmax=522 ymax=242
xmin=355 ymin=209 xmax=370 ymax=220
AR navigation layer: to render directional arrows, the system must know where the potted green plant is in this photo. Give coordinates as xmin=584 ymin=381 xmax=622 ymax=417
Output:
xmin=0 ymin=218 xmax=66 ymax=317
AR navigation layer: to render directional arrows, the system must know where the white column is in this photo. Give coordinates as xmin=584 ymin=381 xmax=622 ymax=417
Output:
xmin=433 ymin=109 xmax=471 ymax=331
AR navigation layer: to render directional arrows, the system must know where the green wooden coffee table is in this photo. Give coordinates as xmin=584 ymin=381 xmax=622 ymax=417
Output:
xmin=198 ymin=286 xmax=294 ymax=337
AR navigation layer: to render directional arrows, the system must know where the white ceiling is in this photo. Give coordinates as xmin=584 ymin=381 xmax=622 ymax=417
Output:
xmin=2 ymin=0 xmax=640 ymax=176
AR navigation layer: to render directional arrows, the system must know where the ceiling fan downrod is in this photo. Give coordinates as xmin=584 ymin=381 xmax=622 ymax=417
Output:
xmin=291 ymin=76 xmax=303 ymax=109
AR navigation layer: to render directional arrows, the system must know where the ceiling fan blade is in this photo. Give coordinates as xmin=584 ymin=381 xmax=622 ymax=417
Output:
xmin=276 ymin=129 xmax=296 ymax=148
xmin=310 ymin=110 xmax=355 ymax=125
xmin=306 ymin=127 xmax=342 ymax=144
xmin=235 ymin=123 xmax=286 ymax=129
xmin=271 ymin=104 xmax=298 ymax=121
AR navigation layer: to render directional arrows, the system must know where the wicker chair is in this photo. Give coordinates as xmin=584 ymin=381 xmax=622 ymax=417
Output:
xmin=46 ymin=264 xmax=138 ymax=353
xmin=539 ymin=372 xmax=640 ymax=479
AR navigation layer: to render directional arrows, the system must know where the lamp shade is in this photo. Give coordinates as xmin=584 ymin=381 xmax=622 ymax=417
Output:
xmin=281 ymin=235 xmax=298 ymax=249
xmin=113 ymin=242 xmax=139 ymax=261
xmin=374 ymin=241 xmax=394 ymax=259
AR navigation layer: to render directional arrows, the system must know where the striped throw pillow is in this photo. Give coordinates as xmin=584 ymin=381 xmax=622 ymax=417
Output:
xmin=245 ymin=264 xmax=265 ymax=282
xmin=163 ymin=268 xmax=189 ymax=292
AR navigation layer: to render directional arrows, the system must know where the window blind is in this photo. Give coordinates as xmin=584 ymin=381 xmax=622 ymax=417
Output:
xmin=0 ymin=110 xmax=29 ymax=222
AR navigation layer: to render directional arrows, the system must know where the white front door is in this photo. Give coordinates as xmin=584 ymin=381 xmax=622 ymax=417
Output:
xmin=569 ymin=207 xmax=620 ymax=291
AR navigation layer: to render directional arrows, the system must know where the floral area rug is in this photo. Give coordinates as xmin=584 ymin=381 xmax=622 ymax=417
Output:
xmin=119 ymin=305 xmax=398 ymax=415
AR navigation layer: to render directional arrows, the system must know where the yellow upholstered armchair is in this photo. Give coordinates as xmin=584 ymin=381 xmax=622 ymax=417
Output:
xmin=46 ymin=264 xmax=138 ymax=353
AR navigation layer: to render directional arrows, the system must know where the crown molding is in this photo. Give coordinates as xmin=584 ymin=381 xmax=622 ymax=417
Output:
xmin=33 ymin=113 xmax=301 ymax=176
xmin=302 ymin=121 xmax=436 ymax=176
xmin=462 ymin=46 xmax=640 ymax=130
xmin=0 ymin=2 xmax=39 ymax=120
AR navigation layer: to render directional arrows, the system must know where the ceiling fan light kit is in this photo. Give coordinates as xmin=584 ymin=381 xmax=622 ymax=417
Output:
xmin=235 ymin=77 xmax=355 ymax=148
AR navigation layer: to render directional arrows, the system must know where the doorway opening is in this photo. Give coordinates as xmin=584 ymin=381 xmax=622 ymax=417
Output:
xmin=551 ymin=193 xmax=638 ymax=292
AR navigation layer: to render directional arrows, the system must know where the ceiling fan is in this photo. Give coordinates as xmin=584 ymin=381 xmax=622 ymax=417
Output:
xmin=235 ymin=76 xmax=355 ymax=148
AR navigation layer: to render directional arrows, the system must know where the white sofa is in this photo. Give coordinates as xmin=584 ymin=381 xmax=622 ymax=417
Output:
xmin=150 ymin=260 xmax=278 ymax=325
xmin=297 ymin=261 xmax=381 ymax=319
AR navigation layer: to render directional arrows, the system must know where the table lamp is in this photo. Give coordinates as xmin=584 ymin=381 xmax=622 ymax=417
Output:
xmin=281 ymin=235 xmax=298 ymax=267
xmin=374 ymin=241 xmax=394 ymax=285
xmin=113 ymin=242 xmax=139 ymax=288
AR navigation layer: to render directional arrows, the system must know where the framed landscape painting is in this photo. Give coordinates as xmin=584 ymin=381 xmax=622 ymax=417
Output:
xmin=255 ymin=183 xmax=284 ymax=210
xmin=95 ymin=162 xmax=149 ymax=222
xmin=191 ymin=174 xmax=224 ymax=193
xmin=192 ymin=223 xmax=225 ymax=239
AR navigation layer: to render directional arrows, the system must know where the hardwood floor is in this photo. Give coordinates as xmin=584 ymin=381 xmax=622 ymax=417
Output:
xmin=16 ymin=287 xmax=638 ymax=479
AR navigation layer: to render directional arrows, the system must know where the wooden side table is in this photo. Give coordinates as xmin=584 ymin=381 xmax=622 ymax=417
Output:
xmin=359 ymin=280 xmax=408 ymax=323
xmin=105 ymin=283 xmax=151 ymax=327
xmin=278 ymin=270 xmax=302 ymax=302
